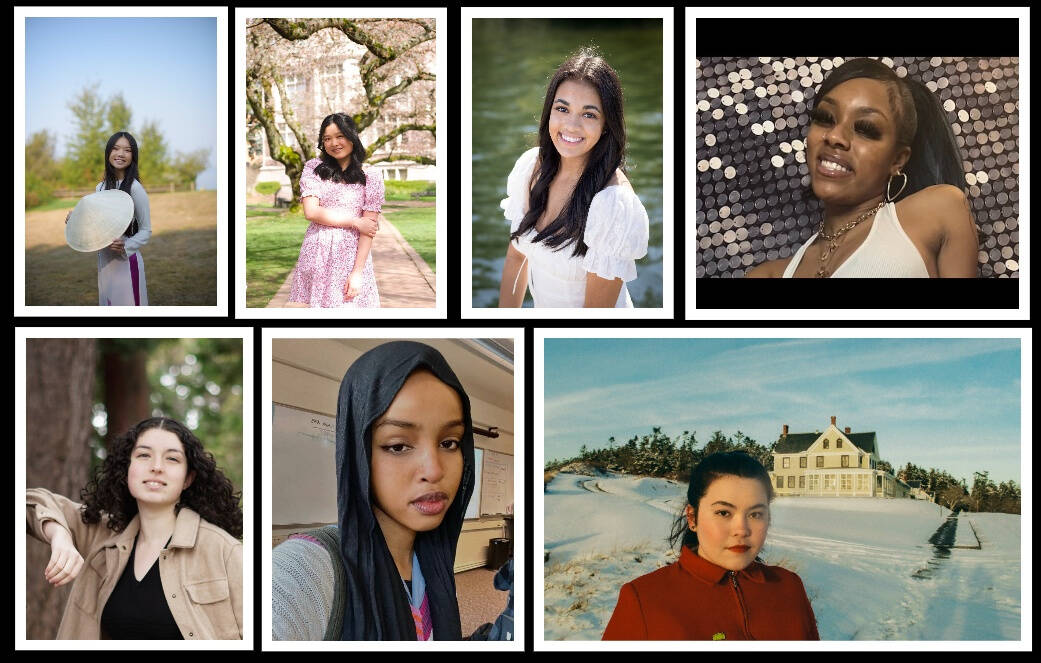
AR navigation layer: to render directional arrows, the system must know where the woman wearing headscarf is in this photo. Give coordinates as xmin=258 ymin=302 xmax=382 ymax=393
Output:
xmin=272 ymin=341 xmax=476 ymax=640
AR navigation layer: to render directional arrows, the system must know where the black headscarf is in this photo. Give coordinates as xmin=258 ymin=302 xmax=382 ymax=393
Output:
xmin=334 ymin=341 xmax=476 ymax=640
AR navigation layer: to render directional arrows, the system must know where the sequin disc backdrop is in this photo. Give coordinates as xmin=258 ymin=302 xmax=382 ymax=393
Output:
xmin=694 ymin=57 xmax=1020 ymax=278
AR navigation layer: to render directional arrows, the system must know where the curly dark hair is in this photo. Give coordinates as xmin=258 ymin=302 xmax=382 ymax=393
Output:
xmin=80 ymin=417 xmax=242 ymax=538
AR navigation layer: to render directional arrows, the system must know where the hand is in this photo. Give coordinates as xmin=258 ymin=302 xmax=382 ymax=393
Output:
xmin=355 ymin=215 xmax=379 ymax=238
xmin=44 ymin=525 xmax=84 ymax=588
xmin=108 ymin=239 xmax=125 ymax=254
xmin=344 ymin=272 xmax=364 ymax=300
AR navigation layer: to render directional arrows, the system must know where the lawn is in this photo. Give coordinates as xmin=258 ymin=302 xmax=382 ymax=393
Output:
xmin=25 ymin=190 xmax=218 ymax=306
xmin=245 ymin=202 xmax=435 ymax=308
xmin=383 ymin=205 xmax=435 ymax=271
xmin=28 ymin=198 xmax=79 ymax=213
xmin=245 ymin=209 xmax=310 ymax=308
xmin=384 ymin=179 xmax=436 ymax=202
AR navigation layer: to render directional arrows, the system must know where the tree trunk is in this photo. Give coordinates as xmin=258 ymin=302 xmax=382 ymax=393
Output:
xmin=25 ymin=339 xmax=96 ymax=640
xmin=103 ymin=349 xmax=151 ymax=444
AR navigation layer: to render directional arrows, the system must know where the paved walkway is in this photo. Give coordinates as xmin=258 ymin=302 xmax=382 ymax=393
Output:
xmin=266 ymin=211 xmax=435 ymax=308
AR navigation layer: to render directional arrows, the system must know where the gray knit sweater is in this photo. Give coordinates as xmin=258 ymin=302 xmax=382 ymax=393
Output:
xmin=271 ymin=534 xmax=339 ymax=641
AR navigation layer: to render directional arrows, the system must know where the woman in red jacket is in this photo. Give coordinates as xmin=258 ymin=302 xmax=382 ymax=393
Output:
xmin=602 ymin=451 xmax=819 ymax=640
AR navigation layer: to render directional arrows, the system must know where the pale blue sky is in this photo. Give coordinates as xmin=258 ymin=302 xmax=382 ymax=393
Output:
xmin=544 ymin=338 xmax=1023 ymax=485
xmin=25 ymin=17 xmax=217 ymax=189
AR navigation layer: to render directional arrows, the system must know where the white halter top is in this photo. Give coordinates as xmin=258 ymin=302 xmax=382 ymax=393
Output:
xmin=782 ymin=202 xmax=930 ymax=278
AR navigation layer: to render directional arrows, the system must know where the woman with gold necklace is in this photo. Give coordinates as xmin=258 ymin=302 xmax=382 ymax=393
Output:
xmin=747 ymin=58 xmax=978 ymax=278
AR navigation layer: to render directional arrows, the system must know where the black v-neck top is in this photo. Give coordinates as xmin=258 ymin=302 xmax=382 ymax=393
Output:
xmin=100 ymin=535 xmax=183 ymax=639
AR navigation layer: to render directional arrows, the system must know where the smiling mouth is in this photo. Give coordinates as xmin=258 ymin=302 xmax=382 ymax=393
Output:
xmin=558 ymin=133 xmax=584 ymax=145
xmin=144 ymin=480 xmax=166 ymax=488
xmin=817 ymin=156 xmax=854 ymax=178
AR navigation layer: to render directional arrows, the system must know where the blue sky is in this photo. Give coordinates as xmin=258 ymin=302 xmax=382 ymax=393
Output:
xmin=544 ymin=338 xmax=1023 ymax=485
xmin=25 ymin=17 xmax=217 ymax=189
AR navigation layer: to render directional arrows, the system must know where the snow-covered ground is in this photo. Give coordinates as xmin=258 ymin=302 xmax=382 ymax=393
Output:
xmin=544 ymin=471 xmax=1021 ymax=641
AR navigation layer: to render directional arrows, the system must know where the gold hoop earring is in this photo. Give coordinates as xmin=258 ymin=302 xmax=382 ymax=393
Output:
xmin=886 ymin=171 xmax=908 ymax=202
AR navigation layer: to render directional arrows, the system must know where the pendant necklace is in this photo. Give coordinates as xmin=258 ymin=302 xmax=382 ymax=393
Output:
xmin=814 ymin=201 xmax=884 ymax=278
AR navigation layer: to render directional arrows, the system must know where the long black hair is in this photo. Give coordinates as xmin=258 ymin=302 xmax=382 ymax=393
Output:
xmin=668 ymin=451 xmax=774 ymax=554
xmin=810 ymin=58 xmax=966 ymax=200
xmin=509 ymin=47 xmax=626 ymax=258
xmin=314 ymin=112 xmax=367 ymax=185
xmin=103 ymin=131 xmax=141 ymax=193
xmin=80 ymin=417 xmax=243 ymax=538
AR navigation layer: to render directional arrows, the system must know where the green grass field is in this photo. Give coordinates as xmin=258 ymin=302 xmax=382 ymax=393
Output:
xmin=384 ymin=179 xmax=436 ymax=202
xmin=28 ymin=198 xmax=79 ymax=213
xmin=245 ymin=202 xmax=435 ymax=308
xmin=245 ymin=209 xmax=310 ymax=308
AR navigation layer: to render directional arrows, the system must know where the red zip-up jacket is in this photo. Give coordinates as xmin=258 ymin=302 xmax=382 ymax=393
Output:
xmin=602 ymin=546 xmax=820 ymax=640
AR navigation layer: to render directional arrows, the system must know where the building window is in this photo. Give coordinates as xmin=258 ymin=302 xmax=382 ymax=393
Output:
xmin=816 ymin=456 xmax=824 ymax=468
xmin=876 ymin=475 xmax=883 ymax=489
xmin=837 ymin=439 xmax=843 ymax=448
xmin=809 ymin=475 xmax=819 ymax=491
xmin=776 ymin=475 xmax=784 ymax=489
xmin=857 ymin=474 xmax=869 ymax=491
xmin=787 ymin=475 xmax=795 ymax=488
xmin=799 ymin=456 xmax=807 ymax=468
xmin=824 ymin=474 xmax=837 ymax=490
xmin=823 ymin=439 xmax=829 ymax=449
xmin=783 ymin=457 xmax=790 ymax=468
xmin=841 ymin=455 xmax=849 ymax=468
xmin=799 ymin=475 xmax=805 ymax=488
xmin=841 ymin=474 xmax=852 ymax=490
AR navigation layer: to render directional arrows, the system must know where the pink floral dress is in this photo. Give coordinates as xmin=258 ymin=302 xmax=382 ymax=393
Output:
xmin=287 ymin=158 xmax=384 ymax=307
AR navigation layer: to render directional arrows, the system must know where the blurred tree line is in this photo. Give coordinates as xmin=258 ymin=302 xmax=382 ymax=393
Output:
xmin=546 ymin=429 xmax=1021 ymax=515
xmin=25 ymin=85 xmax=211 ymax=208
xmin=898 ymin=462 xmax=1020 ymax=514
xmin=546 ymin=427 xmax=774 ymax=484
xmin=25 ymin=338 xmax=242 ymax=640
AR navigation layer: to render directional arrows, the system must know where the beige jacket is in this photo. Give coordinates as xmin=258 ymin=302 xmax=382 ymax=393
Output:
xmin=27 ymin=488 xmax=242 ymax=640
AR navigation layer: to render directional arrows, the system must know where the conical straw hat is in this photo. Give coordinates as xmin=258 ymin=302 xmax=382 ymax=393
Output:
xmin=65 ymin=189 xmax=134 ymax=252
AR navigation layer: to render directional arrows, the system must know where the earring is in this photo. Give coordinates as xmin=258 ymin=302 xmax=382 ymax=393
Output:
xmin=886 ymin=171 xmax=908 ymax=202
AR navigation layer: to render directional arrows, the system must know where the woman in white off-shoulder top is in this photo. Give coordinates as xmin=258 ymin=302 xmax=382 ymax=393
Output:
xmin=498 ymin=48 xmax=649 ymax=308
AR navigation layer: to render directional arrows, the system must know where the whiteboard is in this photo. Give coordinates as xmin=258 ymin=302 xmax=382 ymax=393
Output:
xmin=464 ymin=448 xmax=483 ymax=520
xmin=272 ymin=404 xmax=338 ymax=525
xmin=480 ymin=449 xmax=513 ymax=516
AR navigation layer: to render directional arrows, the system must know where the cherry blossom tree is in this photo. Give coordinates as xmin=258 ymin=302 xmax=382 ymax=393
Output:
xmin=246 ymin=17 xmax=436 ymax=204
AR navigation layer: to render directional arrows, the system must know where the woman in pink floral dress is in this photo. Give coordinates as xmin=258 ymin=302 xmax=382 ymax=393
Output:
xmin=287 ymin=113 xmax=384 ymax=308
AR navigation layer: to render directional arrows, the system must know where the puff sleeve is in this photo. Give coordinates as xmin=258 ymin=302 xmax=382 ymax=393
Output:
xmin=500 ymin=147 xmax=540 ymax=234
xmin=299 ymin=159 xmax=321 ymax=199
xmin=582 ymin=187 xmax=650 ymax=282
xmin=361 ymin=167 xmax=384 ymax=213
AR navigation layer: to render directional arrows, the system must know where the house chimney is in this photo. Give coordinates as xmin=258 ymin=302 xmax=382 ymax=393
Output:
xmin=782 ymin=424 xmax=788 ymax=436
xmin=830 ymin=415 xmax=836 ymax=426
xmin=844 ymin=426 xmax=851 ymax=434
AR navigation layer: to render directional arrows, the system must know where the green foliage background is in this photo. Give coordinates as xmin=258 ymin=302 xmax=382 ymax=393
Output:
xmin=90 ymin=339 xmax=243 ymax=496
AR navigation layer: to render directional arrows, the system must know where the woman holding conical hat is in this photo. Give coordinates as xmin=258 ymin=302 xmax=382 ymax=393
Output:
xmin=66 ymin=131 xmax=151 ymax=305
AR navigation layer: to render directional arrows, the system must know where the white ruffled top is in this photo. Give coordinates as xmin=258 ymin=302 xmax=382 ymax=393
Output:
xmin=500 ymin=147 xmax=649 ymax=308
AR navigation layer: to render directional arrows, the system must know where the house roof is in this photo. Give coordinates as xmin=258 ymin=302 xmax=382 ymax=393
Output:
xmin=774 ymin=430 xmax=878 ymax=455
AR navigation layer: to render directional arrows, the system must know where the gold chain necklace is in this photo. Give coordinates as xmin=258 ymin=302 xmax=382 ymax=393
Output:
xmin=814 ymin=201 xmax=885 ymax=278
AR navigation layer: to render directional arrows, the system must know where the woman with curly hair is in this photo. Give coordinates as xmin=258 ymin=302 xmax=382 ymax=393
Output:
xmin=26 ymin=417 xmax=242 ymax=640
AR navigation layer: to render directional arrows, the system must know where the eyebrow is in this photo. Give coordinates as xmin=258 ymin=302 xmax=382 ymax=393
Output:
xmin=554 ymin=98 xmax=601 ymax=113
xmin=711 ymin=500 xmax=768 ymax=510
xmin=133 ymin=445 xmax=184 ymax=455
xmin=820 ymin=95 xmax=888 ymax=119
xmin=373 ymin=418 xmax=466 ymax=431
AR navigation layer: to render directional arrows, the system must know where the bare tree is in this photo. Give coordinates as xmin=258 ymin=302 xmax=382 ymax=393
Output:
xmin=26 ymin=339 xmax=97 ymax=639
xmin=246 ymin=17 xmax=436 ymax=204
